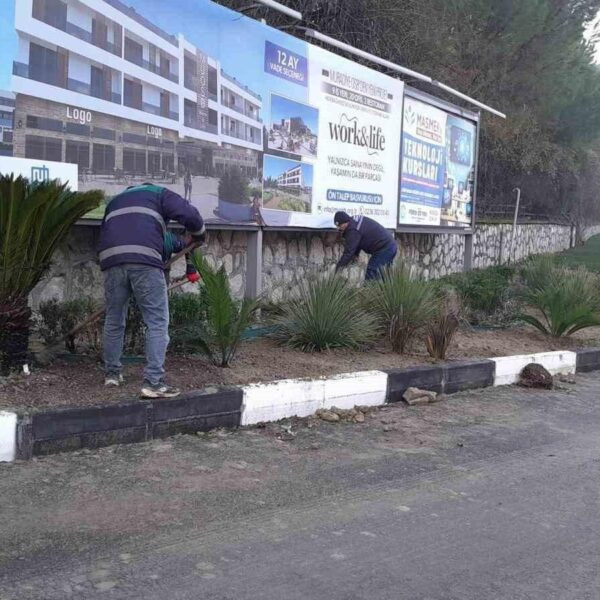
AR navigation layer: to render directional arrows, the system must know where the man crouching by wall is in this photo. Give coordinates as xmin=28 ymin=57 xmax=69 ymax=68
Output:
xmin=98 ymin=183 xmax=205 ymax=398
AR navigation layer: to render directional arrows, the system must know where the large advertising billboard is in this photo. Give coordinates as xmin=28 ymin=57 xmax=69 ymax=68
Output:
xmin=399 ymin=95 xmax=476 ymax=228
xmin=0 ymin=0 xmax=403 ymax=228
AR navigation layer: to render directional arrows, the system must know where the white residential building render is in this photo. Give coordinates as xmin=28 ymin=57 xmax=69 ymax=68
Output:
xmin=12 ymin=0 xmax=262 ymax=152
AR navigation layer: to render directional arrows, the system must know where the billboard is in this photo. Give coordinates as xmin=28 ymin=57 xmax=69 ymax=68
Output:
xmin=399 ymin=95 xmax=476 ymax=227
xmin=0 ymin=0 xmax=403 ymax=228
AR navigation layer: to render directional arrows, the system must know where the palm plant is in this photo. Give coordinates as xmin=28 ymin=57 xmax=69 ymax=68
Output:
xmin=519 ymin=258 xmax=600 ymax=337
xmin=366 ymin=263 xmax=439 ymax=353
xmin=0 ymin=175 xmax=102 ymax=372
xmin=190 ymin=253 xmax=259 ymax=366
xmin=272 ymin=274 xmax=379 ymax=352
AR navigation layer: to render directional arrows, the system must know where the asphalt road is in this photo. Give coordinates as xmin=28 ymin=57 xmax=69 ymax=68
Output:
xmin=2 ymin=374 xmax=600 ymax=599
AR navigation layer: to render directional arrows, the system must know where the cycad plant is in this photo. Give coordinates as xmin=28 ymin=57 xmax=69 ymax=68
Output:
xmin=366 ymin=263 xmax=439 ymax=353
xmin=0 ymin=175 xmax=102 ymax=372
xmin=190 ymin=253 xmax=259 ymax=366
xmin=272 ymin=274 xmax=379 ymax=352
xmin=519 ymin=257 xmax=600 ymax=337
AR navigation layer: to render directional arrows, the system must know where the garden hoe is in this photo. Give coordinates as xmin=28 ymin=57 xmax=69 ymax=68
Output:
xmin=34 ymin=242 xmax=202 ymax=365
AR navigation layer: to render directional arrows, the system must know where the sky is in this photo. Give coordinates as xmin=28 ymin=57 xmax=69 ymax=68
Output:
xmin=270 ymin=93 xmax=318 ymax=132
xmin=263 ymin=154 xmax=313 ymax=187
xmin=0 ymin=0 xmax=310 ymax=113
xmin=0 ymin=0 xmax=16 ymax=90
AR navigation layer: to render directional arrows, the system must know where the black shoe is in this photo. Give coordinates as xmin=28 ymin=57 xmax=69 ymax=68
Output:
xmin=140 ymin=381 xmax=181 ymax=399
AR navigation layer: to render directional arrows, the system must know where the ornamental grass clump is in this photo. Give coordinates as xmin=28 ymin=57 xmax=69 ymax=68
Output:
xmin=519 ymin=256 xmax=600 ymax=337
xmin=366 ymin=263 xmax=439 ymax=353
xmin=272 ymin=274 xmax=379 ymax=352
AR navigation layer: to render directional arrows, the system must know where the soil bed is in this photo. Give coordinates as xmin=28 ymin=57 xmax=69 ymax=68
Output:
xmin=1 ymin=325 xmax=599 ymax=412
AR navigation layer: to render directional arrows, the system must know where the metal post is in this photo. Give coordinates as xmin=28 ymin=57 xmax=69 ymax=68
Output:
xmin=245 ymin=229 xmax=263 ymax=299
xmin=509 ymin=188 xmax=521 ymax=263
xmin=463 ymin=233 xmax=473 ymax=272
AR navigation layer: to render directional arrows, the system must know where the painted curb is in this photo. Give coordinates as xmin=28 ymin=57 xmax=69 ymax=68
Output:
xmin=14 ymin=387 xmax=242 ymax=458
xmin=1 ymin=348 xmax=598 ymax=461
xmin=0 ymin=411 xmax=17 ymax=462
xmin=241 ymin=370 xmax=387 ymax=426
xmin=575 ymin=348 xmax=600 ymax=373
xmin=491 ymin=351 xmax=577 ymax=387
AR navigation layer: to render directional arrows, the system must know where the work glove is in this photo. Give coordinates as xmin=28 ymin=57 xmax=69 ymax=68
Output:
xmin=186 ymin=262 xmax=200 ymax=284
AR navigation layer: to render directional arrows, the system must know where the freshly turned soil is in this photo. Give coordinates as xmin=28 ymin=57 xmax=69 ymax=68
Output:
xmin=1 ymin=326 xmax=598 ymax=411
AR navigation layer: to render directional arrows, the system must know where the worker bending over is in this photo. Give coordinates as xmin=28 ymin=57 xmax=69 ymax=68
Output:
xmin=98 ymin=183 xmax=204 ymax=398
xmin=334 ymin=211 xmax=397 ymax=280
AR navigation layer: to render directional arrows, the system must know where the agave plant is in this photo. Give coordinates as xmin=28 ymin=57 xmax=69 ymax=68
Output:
xmin=519 ymin=258 xmax=600 ymax=337
xmin=272 ymin=274 xmax=379 ymax=352
xmin=366 ymin=263 xmax=439 ymax=353
xmin=0 ymin=175 xmax=102 ymax=373
xmin=190 ymin=253 xmax=259 ymax=366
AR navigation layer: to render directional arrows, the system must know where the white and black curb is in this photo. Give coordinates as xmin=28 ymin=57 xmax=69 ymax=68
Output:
xmin=1 ymin=349 xmax=599 ymax=462
xmin=241 ymin=370 xmax=387 ymax=426
xmin=0 ymin=411 xmax=17 ymax=462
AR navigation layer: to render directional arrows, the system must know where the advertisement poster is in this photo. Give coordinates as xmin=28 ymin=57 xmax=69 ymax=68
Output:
xmin=0 ymin=0 xmax=402 ymax=228
xmin=440 ymin=113 xmax=476 ymax=226
xmin=399 ymin=96 xmax=476 ymax=227
xmin=398 ymin=96 xmax=446 ymax=226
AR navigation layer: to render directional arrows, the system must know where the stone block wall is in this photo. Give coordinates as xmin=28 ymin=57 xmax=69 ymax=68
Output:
xmin=30 ymin=222 xmax=575 ymax=308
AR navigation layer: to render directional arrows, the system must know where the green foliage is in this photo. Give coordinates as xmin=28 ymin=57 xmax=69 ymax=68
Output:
xmin=168 ymin=292 xmax=210 ymax=353
xmin=277 ymin=197 xmax=310 ymax=212
xmin=37 ymin=297 xmax=101 ymax=353
xmin=519 ymin=257 xmax=600 ymax=337
xmin=365 ymin=263 xmax=439 ymax=353
xmin=272 ymin=274 xmax=379 ymax=352
xmin=191 ymin=254 xmax=260 ymax=366
xmin=0 ymin=175 xmax=102 ymax=372
xmin=554 ymin=234 xmax=600 ymax=273
xmin=218 ymin=167 xmax=250 ymax=205
xmin=441 ymin=265 xmax=518 ymax=324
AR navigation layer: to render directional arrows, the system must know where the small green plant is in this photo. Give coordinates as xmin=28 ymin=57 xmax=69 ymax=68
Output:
xmin=366 ymin=263 xmax=439 ymax=353
xmin=190 ymin=254 xmax=259 ymax=366
xmin=519 ymin=258 xmax=600 ymax=337
xmin=218 ymin=167 xmax=250 ymax=205
xmin=37 ymin=297 xmax=101 ymax=352
xmin=425 ymin=291 xmax=462 ymax=360
xmin=272 ymin=274 xmax=379 ymax=352
xmin=168 ymin=292 xmax=209 ymax=353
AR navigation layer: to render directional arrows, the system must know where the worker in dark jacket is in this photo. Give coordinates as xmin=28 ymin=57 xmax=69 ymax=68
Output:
xmin=334 ymin=211 xmax=397 ymax=281
xmin=98 ymin=183 xmax=205 ymax=398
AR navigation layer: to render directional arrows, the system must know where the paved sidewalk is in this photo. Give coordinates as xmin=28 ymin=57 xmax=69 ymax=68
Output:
xmin=2 ymin=374 xmax=600 ymax=599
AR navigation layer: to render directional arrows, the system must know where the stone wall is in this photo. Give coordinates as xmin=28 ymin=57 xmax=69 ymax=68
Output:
xmin=31 ymin=222 xmax=575 ymax=308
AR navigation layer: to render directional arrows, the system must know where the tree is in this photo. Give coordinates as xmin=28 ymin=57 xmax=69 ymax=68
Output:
xmin=0 ymin=176 xmax=102 ymax=373
xmin=224 ymin=0 xmax=600 ymax=222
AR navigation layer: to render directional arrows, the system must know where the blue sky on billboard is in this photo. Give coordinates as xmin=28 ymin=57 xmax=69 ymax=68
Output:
xmin=270 ymin=94 xmax=318 ymax=132
xmin=0 ymin=0 xmax=309 ymax=109
xmin=0 ymin=1 xmax=16 ymax=90
xmin=263 ymin=154 xmax=314 ymax=187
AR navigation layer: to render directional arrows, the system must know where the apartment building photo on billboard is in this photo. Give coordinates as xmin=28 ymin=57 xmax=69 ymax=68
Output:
xmin=7 ymin=0 xmax=264 ymax=222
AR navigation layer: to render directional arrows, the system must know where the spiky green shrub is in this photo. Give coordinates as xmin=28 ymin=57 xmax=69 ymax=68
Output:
xmin=272 ymin=274 xmax=379 ymax=352
xmin=366 ymin=263 xmax=439 ymax=353
xmin=0 ymin=176 xmax=102 ymax=372
xmin=190 ymin=254 xmax=259 ymax=366
xmin=519 ymin=257 xmax=600 ymax=337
